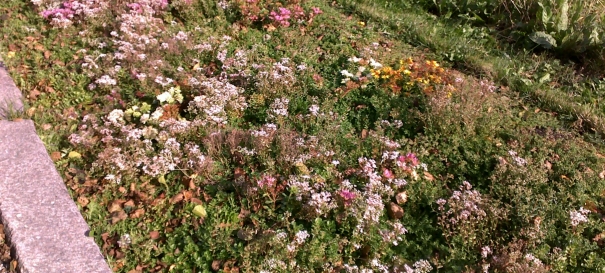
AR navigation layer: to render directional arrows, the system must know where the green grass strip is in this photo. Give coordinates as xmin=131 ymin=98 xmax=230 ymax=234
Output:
xmin=338 ymin=0 xmax=605 ymax=139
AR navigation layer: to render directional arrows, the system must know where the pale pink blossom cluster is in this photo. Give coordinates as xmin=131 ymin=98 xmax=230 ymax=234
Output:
xmin=36 ymin=0 xmax=109 ymax=28
xmin=437 ymin=181 xmax=487 ymax=226
xmin=187 ymin=77 xmax=248 ymax=125
xmin=570 ymin=207 xmax=590 ymax=227
xmin=379 ymin=222 xmax=408 ymax=245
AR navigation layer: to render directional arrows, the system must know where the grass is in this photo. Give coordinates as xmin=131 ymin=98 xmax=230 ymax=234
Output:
xmin=1 ymin=0 xmax=605 ymax=272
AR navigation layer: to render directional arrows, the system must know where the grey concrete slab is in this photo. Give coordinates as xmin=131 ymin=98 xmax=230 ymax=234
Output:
xmin=0 ymin=58 xmax=24 ymax=119
xmin=0 ymin=122 xmax=111 ymax=273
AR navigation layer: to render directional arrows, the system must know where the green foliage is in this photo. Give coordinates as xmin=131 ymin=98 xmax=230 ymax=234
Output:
xmin=3 ymin=0 xmax=605 ymax=272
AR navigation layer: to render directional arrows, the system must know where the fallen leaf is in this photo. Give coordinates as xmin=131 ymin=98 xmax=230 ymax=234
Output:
xmin=170 ymin=193 xmax=184 ymax=204
xmin=182 ymin=190 xmax=192 ymax=201
xmin=108 ymin=200 xmax=125 ymax=213
xmin=192 ymin=205 xmax=207 ymax=218
xmin=396 ymin=191 xmax=408 ymax=205
xmin=361 ymin=129 xmax=368 ymax=139
xmin=212 ymin=260 xmax=222 ymax=271
xmin=50 ymin=151 xmax=62 ymax=162
xmin=111 ymin=210 xmax=128 ymax=224
xmin=149 ymin=231 xmax=160 ymax=240
xmin=68 ymin=151 xmax=81 ymax=159
xmin=130 ymin=208 xmax=145 ymax=219
xmin=545 ymin=161 xmax=552 ymax=170
xmin=387 ymin=202 xmax=404 ymax=219
xmin=423 ymin=172 xmax=434 ymax=181
xmin=44 ymin=51 xmax=51 ymax=59
xmin=77 ymin=196 xmax=89 ymax=207
xmin=123 ymin=200 xmax=135 ymax=208
xmin=28 ymin=88 xmax=41 ymax=100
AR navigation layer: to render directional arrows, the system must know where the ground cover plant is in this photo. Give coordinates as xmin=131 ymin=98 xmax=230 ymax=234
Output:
xmin=0 ymin=224 xmax=17 ymax=273
xmin=2 ymin=0 xmax=605 ymax=272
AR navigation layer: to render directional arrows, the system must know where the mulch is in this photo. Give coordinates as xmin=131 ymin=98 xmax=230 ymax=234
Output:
xmin=0 ymin=224 xmax=16 ymax=273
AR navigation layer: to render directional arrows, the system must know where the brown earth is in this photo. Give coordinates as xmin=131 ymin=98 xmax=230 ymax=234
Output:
xmin=0 ymin=224 xmax=16 ymax=273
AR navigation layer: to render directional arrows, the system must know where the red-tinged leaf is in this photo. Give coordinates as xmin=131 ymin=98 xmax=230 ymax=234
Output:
xmin=149 ymin=231 xmax=160 ymax=240
xmin=130 ymin=208 xmax=145 ymax=219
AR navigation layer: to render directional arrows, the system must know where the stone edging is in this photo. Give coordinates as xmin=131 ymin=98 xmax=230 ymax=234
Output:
xmin=0 ymin=57 xmax=111 ymax=272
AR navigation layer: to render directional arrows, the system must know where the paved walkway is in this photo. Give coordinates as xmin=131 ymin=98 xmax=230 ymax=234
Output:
xmin=0 ymin=54 xmax=111 ymax=272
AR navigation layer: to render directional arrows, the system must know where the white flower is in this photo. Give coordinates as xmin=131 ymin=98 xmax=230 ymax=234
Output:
xmin=369 ymin=58 xmax=383 ymax=69
xmin=157 ymin=92 xmax=173 ymax=103
xmin=309 ymin=104 xmax=320 ymax=116
xmin=107 ymin=109 xmax=124 ymax=125
xmin=151 ymin=108 xmax=164 ymax=120
xmin=348 ymin=56 xmax=362 ymax=63
xmin=140 ymin=114 xmax=150 ymax=124
xmin=340 ymin=69 xmax=355 ymax=78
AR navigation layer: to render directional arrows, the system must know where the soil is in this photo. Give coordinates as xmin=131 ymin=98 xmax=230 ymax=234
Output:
xmin=0 ymin=224 xmax=16 ymax=273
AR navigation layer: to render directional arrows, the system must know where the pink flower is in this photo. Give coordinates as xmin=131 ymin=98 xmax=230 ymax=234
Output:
xmin=405 ymin=153 xmax=419 ymax=166
xmin=258 ymin=174 xmax=277 ymax=188
xmin=383 ymin=169 xmax=394 ymax=179
xmin=311 ymin=7 xmax=322 ymax=15
xmin=270 ymin=7 xmax=292 ymax=27
xmin=338 ymin=189 xmax=356 ymax=205
xmin=291 ymin=5 xmax=305 ymax=19
xmin=159 ymin=0 xmax=169 ymax=9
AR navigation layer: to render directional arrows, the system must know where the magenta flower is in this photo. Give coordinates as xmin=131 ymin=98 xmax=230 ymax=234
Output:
xmin=258 ymin=174 xmax=277 ymax=188
xmin=338 ymin=189 xmax=356 ymax=205
xmin=383 ymin=168 xmax=394 ymax=179
xmin=311 ymin=7 xmax=322 ymax=15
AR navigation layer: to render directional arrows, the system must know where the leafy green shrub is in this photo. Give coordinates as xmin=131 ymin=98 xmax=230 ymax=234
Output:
xmin=408 ymin=0 xmax=605 ymax=69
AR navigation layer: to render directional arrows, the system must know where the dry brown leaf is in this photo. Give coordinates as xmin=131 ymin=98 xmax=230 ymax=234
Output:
xmin=124 ymin=200 xmax=135 ymax=208
xmin=28 ymin=88 xmax=41 ymax=100
xmin=111 ymin=210 xmax=128 ymax=224
xmin=423 ymin=172 xmax=434 ymax=181
xmin=361 ymin=129 xmax=368 ymax=139
xmin=130 ymin=208 xmax=145 ymax=219
xmin=50 ymin=151 xmax=62 ymax=162
xmin=149 ymin=231 xmax=160 ymax=240
xmin=77 ymin=196 xmax=89 ymax=207
xmin=108 ymin=200 xmax=125 ymax=213
xmin=170 ymin=193 xmax=184 ymax=204
xmin=182 ymin=190 xmax=192 ymax=201
xmin=387 ymin=202 xmax=404 ymax=219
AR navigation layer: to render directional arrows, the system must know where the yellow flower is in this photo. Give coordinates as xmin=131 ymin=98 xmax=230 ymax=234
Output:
xmin=403 ymin=69 xmax=411 ymax=75
xmin=370 ymin=69 xmax=381 ymax=79
xmin=358 ymin=21 xmax=365 ymax=27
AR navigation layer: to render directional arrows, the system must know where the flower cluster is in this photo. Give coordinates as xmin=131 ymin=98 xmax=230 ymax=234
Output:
xmin=342 ymin=55 xmax=458 ymax=96
xmin=232 ymin=0 xmax=322 ymax=28
xmin=437 ymin=181 xmax=487 ymax=241
xmin=36 ymin=0 xmax=110 ymax=28
xmin=569 ymin=207 xmax=590 ymax=227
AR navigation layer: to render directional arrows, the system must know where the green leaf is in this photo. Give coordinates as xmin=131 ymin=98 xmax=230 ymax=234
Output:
xmin=538 ymin=2 xmax=551 ymax=29
xmin=538 ymin=73 xmax=551 ymax=84
xmin=529 ymin=31 xmax=558 ymax=49
xmin=557 ymin=0 xmax=569 ymax=31
xmin=68 ymin=151 xmax=81 ymax=159
xmin=192 ymin=205 xmax=207 ymax=218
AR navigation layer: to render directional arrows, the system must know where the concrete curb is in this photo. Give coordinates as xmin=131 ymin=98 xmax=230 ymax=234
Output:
xmin=0 ymin=57 xmax=111 ymax=272
xmin=0 ymin=60 xmax=23 ymax=119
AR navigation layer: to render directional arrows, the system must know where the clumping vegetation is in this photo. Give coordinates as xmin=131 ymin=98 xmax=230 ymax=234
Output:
xmin=2 ymin=0 xmax=605 ymax=272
